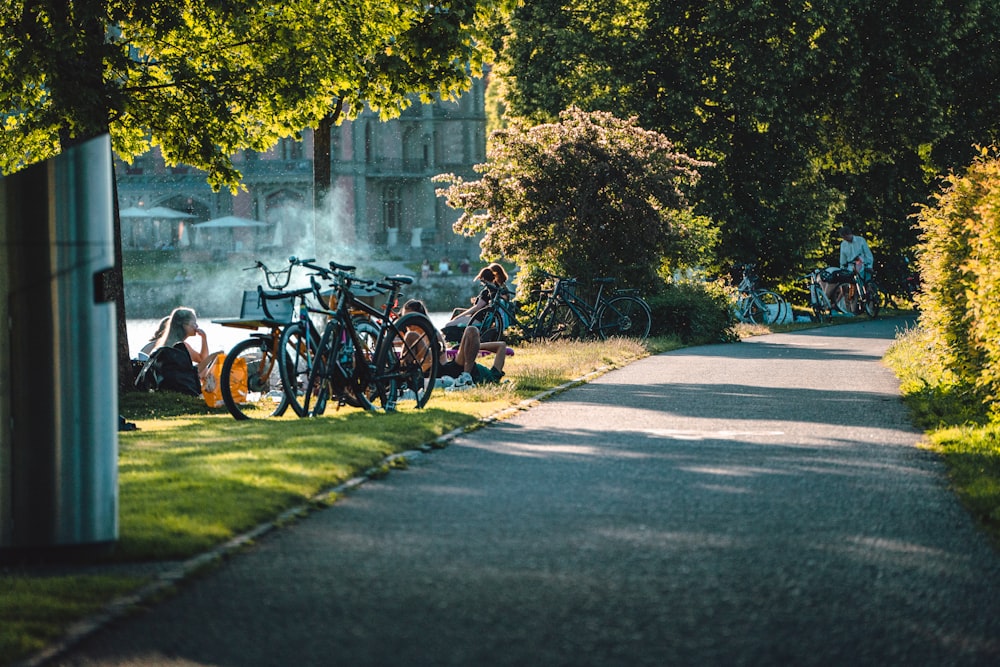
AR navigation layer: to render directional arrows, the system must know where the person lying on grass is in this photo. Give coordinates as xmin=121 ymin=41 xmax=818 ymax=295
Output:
xmin=402 ymin=299 xmax=509 ymax=389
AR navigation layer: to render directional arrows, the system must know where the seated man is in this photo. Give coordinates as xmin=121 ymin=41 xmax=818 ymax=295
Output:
xmin=402 ymin=299 xmax=508 ymax=389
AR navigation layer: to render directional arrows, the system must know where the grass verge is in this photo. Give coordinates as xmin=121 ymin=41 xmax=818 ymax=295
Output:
xmin=1 ymin=335 xmax=680 ymax=666
xmin=885 ymin=324 xmax=1000 ymax=546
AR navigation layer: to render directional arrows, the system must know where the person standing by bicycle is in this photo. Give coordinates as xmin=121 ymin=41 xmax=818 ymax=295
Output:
xmin=822 ymin=226 xmax=874 ymax=313
xmin=839 ymin=226 xmax=874 ymax=283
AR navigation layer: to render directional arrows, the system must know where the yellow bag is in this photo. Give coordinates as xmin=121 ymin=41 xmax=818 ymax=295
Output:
xmin=201 ymin=353 xmax=226 ymax=408
xmin=202 ymin=353 xmax=251 ymax=408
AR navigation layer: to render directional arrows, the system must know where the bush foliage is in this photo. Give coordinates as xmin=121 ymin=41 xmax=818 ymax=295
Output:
xmin=914 ymin=148 xmax=1000 ymax=414
xmin=646 ymin=278 xmax=739 ymax=344
xmin=436 ymin=107 xmax=718 ymax=295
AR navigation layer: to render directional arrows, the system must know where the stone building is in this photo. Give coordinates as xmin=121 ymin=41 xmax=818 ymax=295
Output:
xmin=115 ymin=79 xmax=487 ymax=262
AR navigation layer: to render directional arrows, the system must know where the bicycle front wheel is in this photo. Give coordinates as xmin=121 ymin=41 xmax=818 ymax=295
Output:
xmin=339 ymin=318 xmax=380 ymax=409
xmin=863 ymin=282 xmax=882 ymax=318
xmin=596 ymin=296 xmax=652 ymax=340
xmin=306 ymin=322 xmax=376 ymax=415
xmin=748 ymin=290 xmax=786 ymax=324
xmin=537 ymin=303 xmax=582 ymax=341
xmin=374 ymin=312 xmax=439 ymax=410
xmin=278 ymin=320 xmax=318 ymax=418
xmin=221 ymin=336 xmax=289 ymax=420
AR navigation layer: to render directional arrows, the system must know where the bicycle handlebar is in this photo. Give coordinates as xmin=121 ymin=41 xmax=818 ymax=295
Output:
xmin=243 ymin=259 xmax=294 ymax=290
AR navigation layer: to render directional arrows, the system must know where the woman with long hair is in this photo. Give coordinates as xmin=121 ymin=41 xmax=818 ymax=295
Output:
xmin=155 ymin=307 xmax=222 ymax=379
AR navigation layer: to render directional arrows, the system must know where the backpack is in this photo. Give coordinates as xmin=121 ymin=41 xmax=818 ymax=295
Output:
xmin=134 ymin=343 xmax=202 ymax=397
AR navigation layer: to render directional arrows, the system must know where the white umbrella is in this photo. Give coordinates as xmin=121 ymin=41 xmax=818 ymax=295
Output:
xmin=118 ymin=206 xmax=195 ymax=249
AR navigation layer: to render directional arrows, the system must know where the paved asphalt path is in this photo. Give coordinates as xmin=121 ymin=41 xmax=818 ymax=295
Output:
xmin=55 ymin=318 xmax=1000 ymax=666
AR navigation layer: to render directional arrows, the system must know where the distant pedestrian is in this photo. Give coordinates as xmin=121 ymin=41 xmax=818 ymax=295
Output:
xmin=439 ymin=257 xmax=452 ymax=276
xmin=459 ymin=258 xmax=470 ymax=275
xmin=421 ymin=259 xmax=431 ymax=279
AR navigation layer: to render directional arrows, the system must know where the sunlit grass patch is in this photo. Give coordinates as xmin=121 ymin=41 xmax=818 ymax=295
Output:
xmin=885 ymin=323 xmax=1000 ymax=546
xmin=925 ymin=423 xmax=1000 ymax=545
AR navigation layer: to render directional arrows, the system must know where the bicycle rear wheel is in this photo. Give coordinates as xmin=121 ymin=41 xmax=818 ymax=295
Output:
xmin=221 ymin=336 xmax=289 ymax=420
xmin=374 ymin=312 xmax=439 ymax=409
xmin=596 ymin=296 xmax=652 ymax=339
xmin=536 ymin=303 xmax=582 ymax=341
xmin=478 ymin=309 xmax=505 ymax=343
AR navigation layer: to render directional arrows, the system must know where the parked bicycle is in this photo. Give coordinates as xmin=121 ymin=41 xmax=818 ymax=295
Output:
xmin=525 ymin=272 xmax=652 ymax=341
xmin=805 ymin=264 xmax=882 ymax=321
xmin=804 ymin=269 xmax=835 ymax=323
xmin=734 ymin=264 xmax=788 ymax=324
xmin=849 ymin=265 xmax=882 ymax=318
xmin=213 ymin=258 xmax=315 ymax=420
xmin=471 ymin=281 xmax=518 ymax=342
xmin=278 ymin=259 xmax=439 ymax=415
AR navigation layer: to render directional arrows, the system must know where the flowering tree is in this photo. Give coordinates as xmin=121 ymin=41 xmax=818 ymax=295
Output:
xmin=436 ymin=107 xmax=717 ymax=290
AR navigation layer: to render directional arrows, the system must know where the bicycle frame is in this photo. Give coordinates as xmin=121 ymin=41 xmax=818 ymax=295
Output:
xmin=475 ymin=281 xmax=517 ymax=332
xmin=532 ymin=274 xmax=618 ymax=335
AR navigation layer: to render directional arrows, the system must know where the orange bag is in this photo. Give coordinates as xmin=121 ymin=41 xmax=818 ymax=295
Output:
xmin=201 ymin=353 xmax=226 ymax=407
xmin=202 ymin=354 xmax=252 ymax=407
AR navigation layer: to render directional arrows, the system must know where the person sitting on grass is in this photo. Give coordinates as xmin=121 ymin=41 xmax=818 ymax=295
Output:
xmin=136 ymin=307 xmax=225 ymax=397
xmin=402 ymin=299 xmax=508 ymax=390
xmin=441 ymin=263 xmax=510 ymax=343
xmin=154 ymin=307 xmax=223 ymax=381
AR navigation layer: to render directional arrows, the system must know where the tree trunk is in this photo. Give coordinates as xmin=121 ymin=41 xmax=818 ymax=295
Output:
xmin=312 ymin=100 xmax=343 ymax=247
xmin=110 ymin=172 xmax=134 ymax=392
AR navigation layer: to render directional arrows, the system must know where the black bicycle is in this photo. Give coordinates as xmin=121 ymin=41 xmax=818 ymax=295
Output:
xmin=525 ymin=272 xmax=652 ymax=341
xmin=278 ymin=259 xmax=439 ymax=415
xmin=471 ymin=281 xmax=518 ymax=342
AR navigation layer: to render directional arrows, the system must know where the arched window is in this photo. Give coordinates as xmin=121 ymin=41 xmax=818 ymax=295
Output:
xmin=383 ymin=186 xmax=401 ymax=230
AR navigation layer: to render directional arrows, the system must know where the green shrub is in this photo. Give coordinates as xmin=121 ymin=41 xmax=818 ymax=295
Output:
xmin=646 ymin=278 xmax=738 ymax=344
xmin=914 ymin=148 xmax=1000 ymax=414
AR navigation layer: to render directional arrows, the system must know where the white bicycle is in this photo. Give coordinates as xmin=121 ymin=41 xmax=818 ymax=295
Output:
xmin=734 ymin=264 xmax=789 ymax=324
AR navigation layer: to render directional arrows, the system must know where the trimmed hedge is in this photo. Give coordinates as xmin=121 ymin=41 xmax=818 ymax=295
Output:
xmin=914 ymin=148 xmax=1000 ymax=414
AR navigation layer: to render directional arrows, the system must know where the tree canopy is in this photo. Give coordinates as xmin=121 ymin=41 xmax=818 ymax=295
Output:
xmin=1 ymin=0 xmax=510 ymax=190
xmin=436 ymin=107 xmax=717 ymax=289
xmin=0 ymin=0 xmax=511 ymax=390
xmin=493 ymin=0 xmax=1000 ymax=281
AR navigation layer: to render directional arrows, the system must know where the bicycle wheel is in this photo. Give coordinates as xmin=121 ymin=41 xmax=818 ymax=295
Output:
xmin=374 ymin=312 xmax=439 ymax=409
xmin=596 ymin=296 xmax=652 ymax=340
xmin=478 ymin=309 xmax=505 ymax=342
xmin=863 ymin=282 xmax=882 ymax=318
xmin=221 ymin=336 xmax=289 ymax=420
xmin=306 ymin=322 xmax=376 ymax=415
xmin=339 ymin=318 xmax=380 ymax=409
xmin=278 ymin=320 xmax=319 ymax=418
xmin=748 ymin=290 xmax=786 ymax=324
xmin=537 ymin=303 xmax=582 ymax=340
